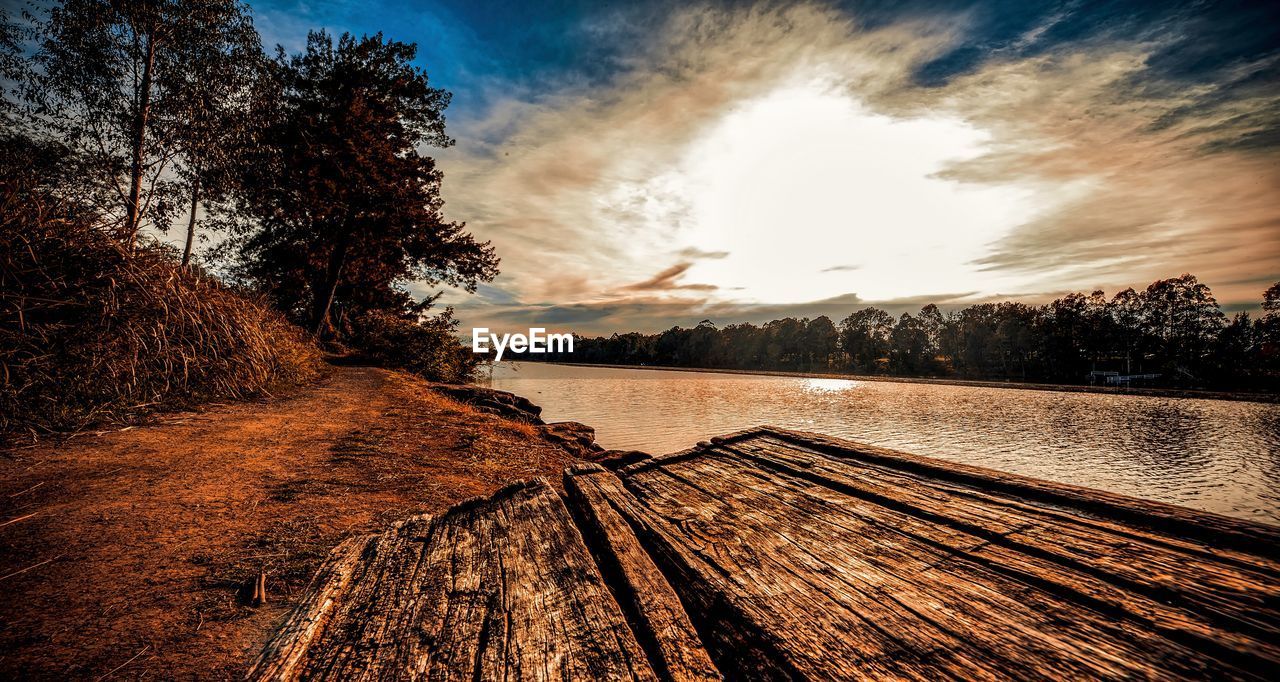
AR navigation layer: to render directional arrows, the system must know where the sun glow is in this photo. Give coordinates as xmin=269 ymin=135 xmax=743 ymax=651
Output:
xmin=655 ymin=80 xmax=1048 ymax=303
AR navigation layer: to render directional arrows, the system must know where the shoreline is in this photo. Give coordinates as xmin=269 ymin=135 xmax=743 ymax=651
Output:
xmin=540 ymin=361 xmax=1280 ymax=404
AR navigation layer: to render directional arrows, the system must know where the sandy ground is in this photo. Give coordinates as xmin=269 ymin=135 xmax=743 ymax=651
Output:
xmin=0 ymin=365 xmax=581 ymax=679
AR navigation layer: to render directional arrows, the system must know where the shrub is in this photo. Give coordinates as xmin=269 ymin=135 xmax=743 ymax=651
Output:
xmin=0 ymin=193 xmax=321 ymax=442
xmin=348 ymin=309 xmax=479 ymax=384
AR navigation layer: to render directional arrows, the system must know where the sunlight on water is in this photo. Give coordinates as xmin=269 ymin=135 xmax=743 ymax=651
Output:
xmin=800 ymin=378 xmax=860 ymax=393
xmin=480 ymin=362 xmax=1280 ymax=524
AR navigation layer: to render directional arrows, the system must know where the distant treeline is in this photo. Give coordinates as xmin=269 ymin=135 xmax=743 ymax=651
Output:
xmin=520 ymin=275 xmax=1280 ymax=390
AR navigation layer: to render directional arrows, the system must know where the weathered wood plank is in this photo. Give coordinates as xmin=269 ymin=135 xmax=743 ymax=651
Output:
xmin=255 ymin=427 xmax=1280 ymax=681
xmin=563 ymin=463 xmax=722 ymax=682
xmin=624 ymin=455 xmax=1223 ymax=678
xmin=250 ymin=480 xmax=659 ymax=681
xmin=741 ymin=426 xmax=1280 ymax=554
xmin=614 ymin=427 xmax=1280 ymax=680
xmin=653 ymin=450 xmax=1275 ymax=677
xmin=249 ymin=533 xmax=379 ymax=681
xmin=720 ymin=437 xmax=1280 ymax=641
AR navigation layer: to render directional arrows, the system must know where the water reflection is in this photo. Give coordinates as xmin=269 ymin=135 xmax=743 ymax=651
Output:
xmin=482 ymin=362 xmax=1280 ymax=524
xmin=800 ymin=378 xmax=859 ymax=393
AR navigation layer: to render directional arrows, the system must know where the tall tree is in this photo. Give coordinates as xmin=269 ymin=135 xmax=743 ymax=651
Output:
xmin=839 ymin=307 xmax=894 ymax=372
xmin=890 ymin=312 xmax=929 ymax=373
xmin=233 ymin=31 xmax=498 ymax=334
xmin=0 ymin=8 xmax=25 ymax=125
xmin=1110 ymin=288 xmax=1147 ymax=374
xmin=1213 ymin=313 xmax=1256 ymax=380
xmin=803 ymin=316 xmax=838 ymax=370
xmin=1262 ymin=282 xmax=1280 ymax=336
xmin=918 ymin=304 xmax=944 ymax=360
xmin=1259 ymin=282 xmax=1280 ymax=367
xmin=1141 ymin=274 xmax=1225 ymax=377
xmin=163 ymin=0 xmax=264 ymax=266
xmin=30 ymin=0 xmax=183 ymax=243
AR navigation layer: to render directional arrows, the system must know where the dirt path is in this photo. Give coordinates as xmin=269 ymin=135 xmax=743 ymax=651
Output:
xmin=0 ymin=365 xmax=581 ymax=679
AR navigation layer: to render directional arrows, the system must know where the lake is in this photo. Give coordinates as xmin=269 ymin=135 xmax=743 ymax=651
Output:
xmin=481 ymin=362 xmax=1280 ymax=524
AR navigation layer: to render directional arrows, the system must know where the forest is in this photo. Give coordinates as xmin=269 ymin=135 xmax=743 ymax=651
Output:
xmin=525 ymin=275 xmax=1280 ymax=391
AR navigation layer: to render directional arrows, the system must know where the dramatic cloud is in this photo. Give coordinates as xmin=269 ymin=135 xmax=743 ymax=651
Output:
xmin=621 ymin=262 xmax=719 ymax=292
xmin=256 ymin=0 xmax=1278 ymax=334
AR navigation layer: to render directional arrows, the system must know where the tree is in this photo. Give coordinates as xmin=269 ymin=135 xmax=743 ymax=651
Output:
xmin=839 ymin=307 xmax=893 ymax=372
xmin=1213 ymin=313 xmax=1256 ymax=380
xmin=1 ymin=8 xmax=26 ymax=126
xmin=1264 ymin=282 xmax=1280 ymax=319
xmin=532 ymin=274 xmax=1261 ymax=389
xmin=890 ymin=312 xmax=929 ymax=373
xmin=1258 ymin=282 xmax=1280 ymax=370
xmin=30 ymin=0 xmax=184 ymax=244
xmin=27 ymin=0 xmax=267 ymax=249
xmin=1110 ymin=288 xmax=1147 ymax=374
xmin=232 ymin=31 xmax=498 ymax=334
xmin=163 ymin=1 xmax=264 ymax=266
xmin=802 ymin=316 xmax=839 ymax=370
xmin=763 ymin=318 xmax=806 ymax=369
xmin=993 ymin=302 xmax=1039 ymax=379
xmin=1142 ymin=274 xmax=1225 ymax=378
xmin=1262 ymin=282 xmax=1280 ymax=342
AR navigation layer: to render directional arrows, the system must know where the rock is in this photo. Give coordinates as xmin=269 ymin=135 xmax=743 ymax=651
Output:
xmin=430 ymin=384 xmax=544 ymax=424
xmin=593 ymin=449 xmax=652 ymax=469
xmin=539 ymin=421 xmax=603 ymax=458
xmin=430 ymin=385 xmax=604 ymax=457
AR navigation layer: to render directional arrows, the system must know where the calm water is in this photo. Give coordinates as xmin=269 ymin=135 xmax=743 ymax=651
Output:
xmin=481 ymin=362 xmax=1280 ymax=524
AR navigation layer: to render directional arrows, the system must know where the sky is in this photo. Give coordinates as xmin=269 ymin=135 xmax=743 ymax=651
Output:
xmin=249 ymin=0 xmax=1280 ymax=334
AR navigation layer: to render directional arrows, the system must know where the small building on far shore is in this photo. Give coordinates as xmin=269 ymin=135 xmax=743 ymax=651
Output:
xmin=1088 ymin=370 xmax=1162 ymax=386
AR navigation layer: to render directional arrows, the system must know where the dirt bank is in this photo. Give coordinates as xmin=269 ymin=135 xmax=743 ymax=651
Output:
xmin=0 ymin=365 xmax=585 ymax=679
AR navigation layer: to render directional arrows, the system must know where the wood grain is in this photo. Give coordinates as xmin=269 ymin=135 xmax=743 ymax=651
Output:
xmin=249 ymin=479 xmax=656 ymax=681
xmin=255 ymin=427 xmax=1280 ymax=681
xmin=564 ymin=463 xmax=722 ymax=682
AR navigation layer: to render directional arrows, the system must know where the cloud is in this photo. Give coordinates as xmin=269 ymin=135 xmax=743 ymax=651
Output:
xmin=622 ymin=262 xmax=718 ymax=291
xmin=431 ymin=1 xmax=1280 ymax=334
xmin=436 ymin=4 xmax=959 ymax=313
xmin=676 ymin=247 xmax=730 ymax=260
xmin=923 ymin=43 xmax=1280 ymax=302
xmin=448 ymin=287 xmax=1012 ymax=336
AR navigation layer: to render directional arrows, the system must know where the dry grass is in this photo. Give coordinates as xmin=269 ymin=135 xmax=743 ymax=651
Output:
xmin=0 ymin=195 xmax=321 ymax=443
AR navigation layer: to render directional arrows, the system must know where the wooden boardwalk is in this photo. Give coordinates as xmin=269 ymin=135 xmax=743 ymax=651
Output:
xmin=251 ymin=427 xmax=1280 ymax=680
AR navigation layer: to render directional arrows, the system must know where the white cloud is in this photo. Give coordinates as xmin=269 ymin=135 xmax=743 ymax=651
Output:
xmin=432 ymin=3 xmax=1280 ymax=333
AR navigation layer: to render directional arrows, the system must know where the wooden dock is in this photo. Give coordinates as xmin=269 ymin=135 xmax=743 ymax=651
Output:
xmin=250 ymin=427 xmax=1280 ymax=680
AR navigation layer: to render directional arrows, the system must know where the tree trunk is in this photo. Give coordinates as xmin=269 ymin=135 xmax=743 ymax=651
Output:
xmin=312 ymin=238 xmax=350 ymax=337
xmin=181 ymin=172 xmax=200 ymax=267
xmin=124 ymin=30 xmax=156 ymax=248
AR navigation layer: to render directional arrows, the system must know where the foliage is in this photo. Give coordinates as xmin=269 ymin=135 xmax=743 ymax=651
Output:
xmin=8 ymin=2 xmax=496 ymax=409
xmin=0 ymin=9 xmax=25 ymax=124
xmin=29 ymin=0 xmax=183 ymax=241
xmin=523 ymin=275 xmax=1280 ymax=390
xmin=0 ymin=135 xmax=321 ymax=442
xmin=228 ymin=30 xmax=498 ymax=335
xmin=160 ymin=0 xmax=265 ymax=265
xmin=25 ymin=0 xmax=265 ymax=251
xmin=346 ymin=309 xmax=480 ymax=384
